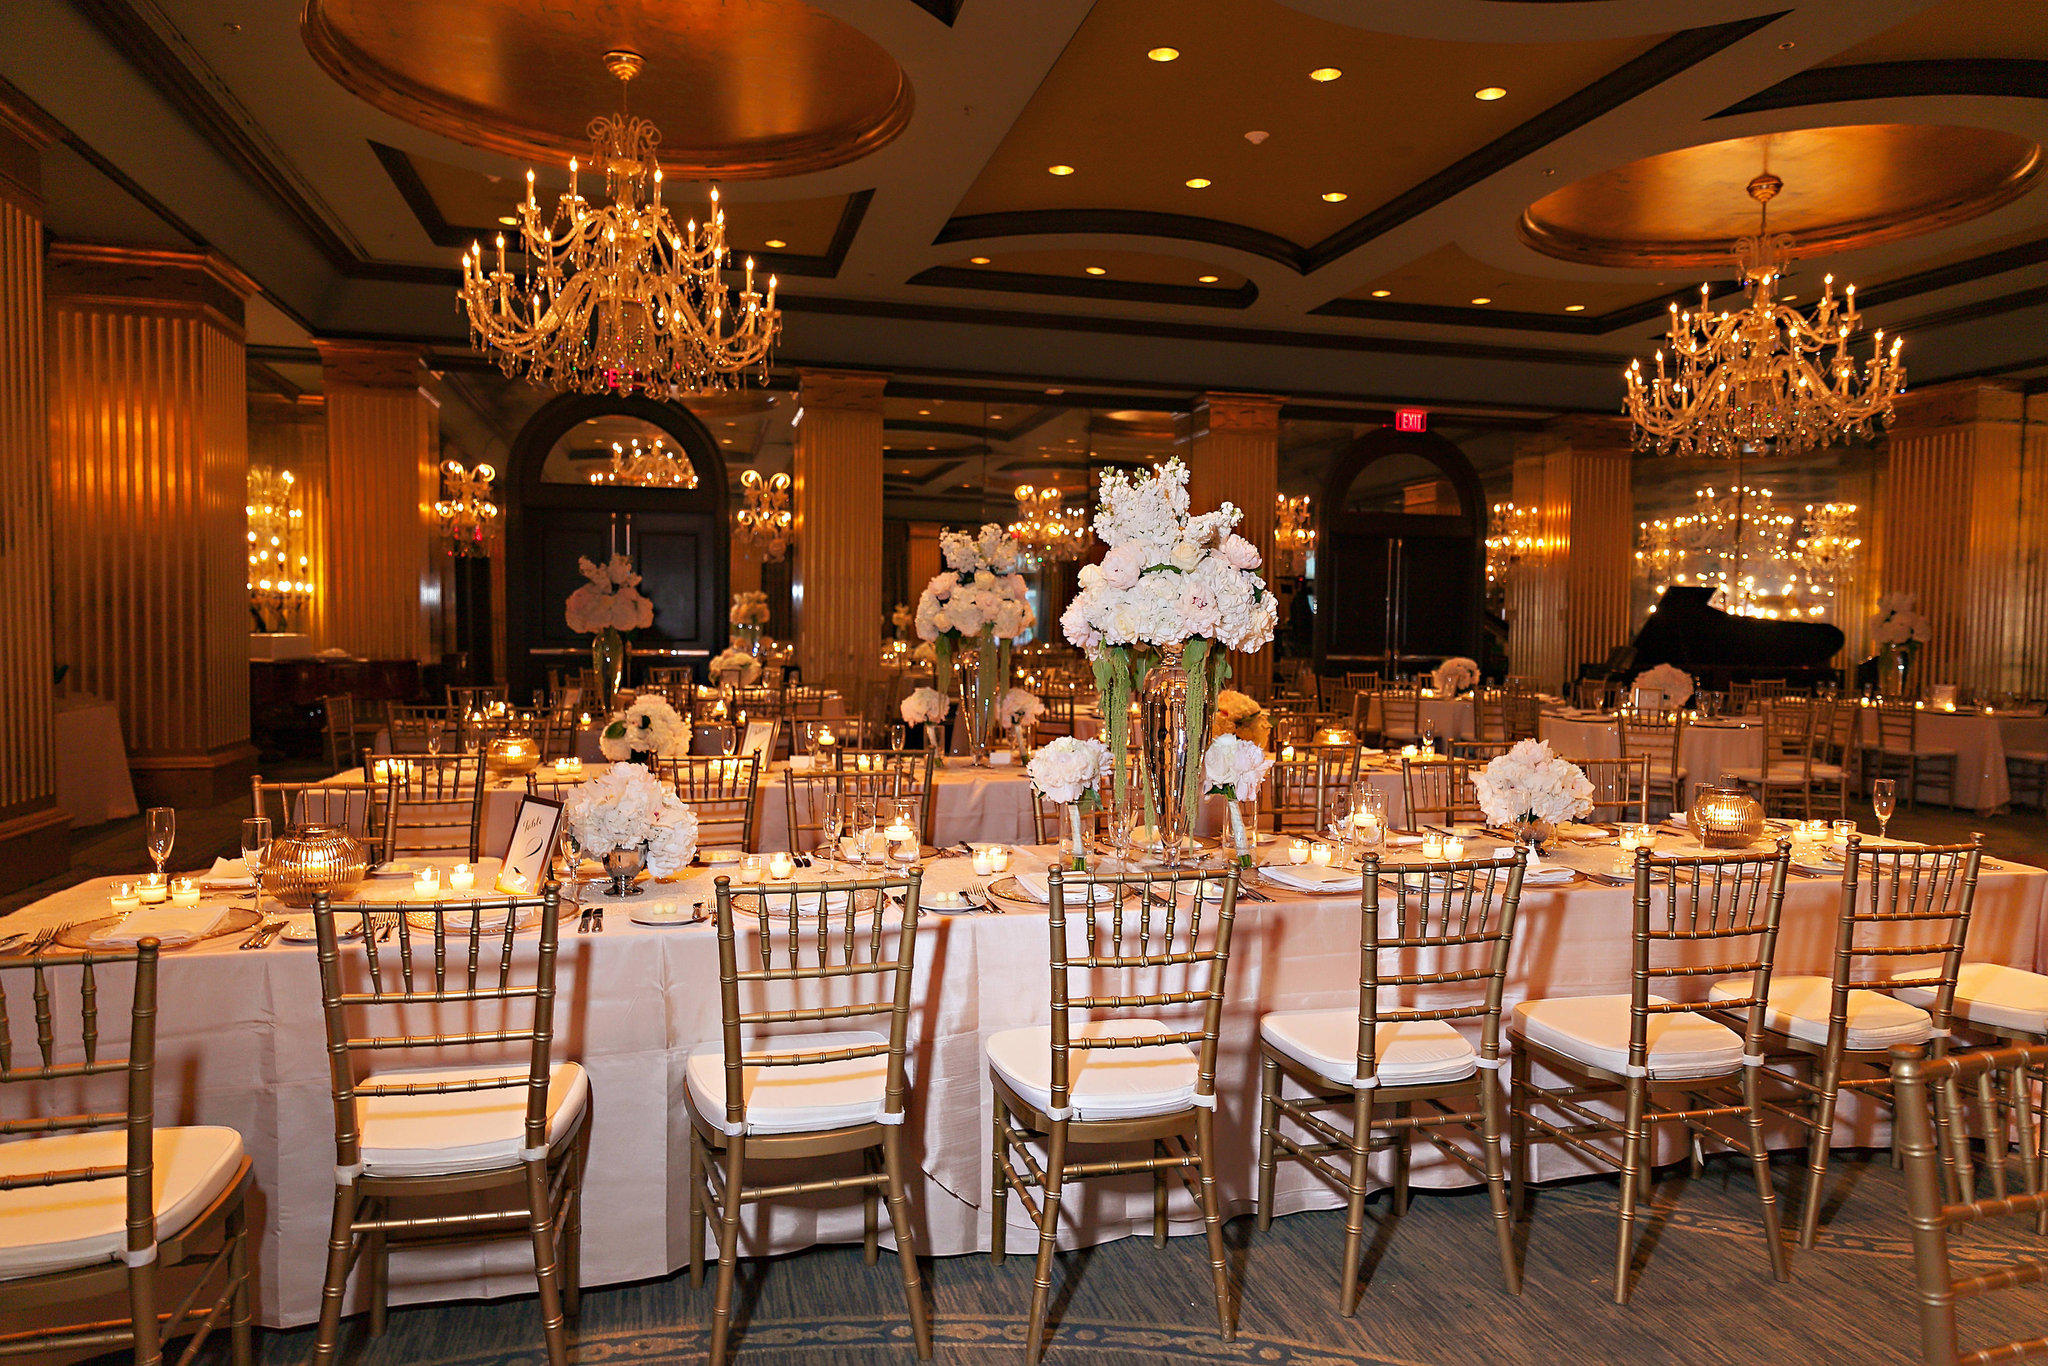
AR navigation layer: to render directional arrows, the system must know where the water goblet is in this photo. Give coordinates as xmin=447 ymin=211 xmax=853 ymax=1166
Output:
xmin=146 ymin=807 xmax=175 ymax=880
xmin=1872 ymin=778 xmax=1897 ymax=843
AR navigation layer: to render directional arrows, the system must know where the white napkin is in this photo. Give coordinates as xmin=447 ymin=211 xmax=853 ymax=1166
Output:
xmin=1013 ymin=870 xmax=1118 ymax=903
xmin=93 ymin=904 xmax=230 ymax=947
xmin=202 ymin=857 xmax=255 ymax=888
xmin=1259 ymin=864 xmax=1365 ymax=893
xmin=989 ymin=751 xmax=1014 ymax=766
xmin=1519 ymin=861 xmax=1577 ymax=886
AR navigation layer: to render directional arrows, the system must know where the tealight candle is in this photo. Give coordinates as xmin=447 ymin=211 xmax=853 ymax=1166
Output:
xmin=739 ymin=854 xmax=764 ymax=884
xmin=818 ymin=728 xmax=837 ymax=748
xmin=138 ymin=874 xmax=168 ymax=904
xmin=768 ymin=852 xmax=796 ymax=881
xmin=580 ymin=712 xmax=592 ymax=725
xmin=413 ymin=868 xmax=441 ymax=898
xmin=972 ymin=847 xmax=996 ymax=876
xmin=1280 ymin=745 xmax=1295 ymax=762
xmin=109 ymin=881 xmax=139 ymax=914
xmin=1421 ymin=834 xmax=1445 ymax=860
xmin=1635 ymin=824 xmax=1655 ymax=848
xmin=553 ymin=757 xmax=582 ymax=775
xmin=1442 ymin=836 xmax=1466 ymax=861
xmin=1309 ymin=842 xmax=1334 ymax=867
xmin=1831 ymin=820 xmax=1857 ymax=851
xmin=1400 ymin=744 xmax=1419 ymax=759
xmin=168 ymin=876 xmax=201 ymax=907
xmin=448 ymin=863 xmax=476 ymax=892
xmin=1288 ymin=838 xmax=1312 ymax=865
xmin=990 ymin=846 xmax=1013 ymax=874
xmin=1619 ymin=829 xmax=1641 ymax=853
xmin=856 ymin=754 xmax=873 ymax=773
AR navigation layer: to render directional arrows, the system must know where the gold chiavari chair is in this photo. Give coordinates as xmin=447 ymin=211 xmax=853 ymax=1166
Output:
xmin=0 ymin=941 xmax=254 ymax=1366
xmin=1506 ymin=675 xmax=1539 ymax=694
xmin=838 ymin=748 xmax=936 ymax=838
xmin=1716 ymin=835 xmax=1983 ymax=1247
xmin=253 ymin=776 xmax=380 ymax=844
xmin=988 ymin=866 xmax=1241 ymax=1363
xmin=307 ymin=886 xmax=588 ymax=1366
xmin=1615 ymin=711 xmax=1686 ymax=815
xmin=1255 ymin=850 xmax=1527 ymax=1307
xmin=1806 ymin=697 xmax=1855 ymax=819
xmin=1264 ymin=746 xmax=1360 ymax=835
xmin=659 ymin=755 xmax=764 ymax=854
xmin=645 ymin=665 xmax=692 ymax=691
xmin=1472 ymin=688 xmax=1509 ymax=743
xmin=1275 ymin=710 xmax=1348 ymax=749
xmin=446 ymin=683 xmax=508 ymax=714
xmin=536 ymin=706 xmax=580 ymax=762
xmin=322 ymin=694 xmax=381 ymax=773
xmin=384 ymin=703 xmax=451 ymax=756
xmin=1865 ymin=700 xmax=1959 ymax=808
xmin=1449 ymin=739 xmax=1515 ymax=763
xmin=1725 ymin=697 xmax=1823 ymax=818
xmin=1037 ymin=688 xmax=1079 ymax=740
xmin=1377 ymin=688 xmax=1428 ymax=748
xmin=380 ymin=752 xmax=485 ymax=862
xmin=1028 ymin=787 xmax=1116 ymax=849
xmin=1400 ymin=756 xmax=1482 ymax=828
xmin=1730 ymin=678 xmax=1789 ymax=711
xmin=1573 ymin=677 xmax=1614 ymax=711
xmin=1577 ymin=756 xmax=1652 ymax=825
xmin=1893 ymin=1044 xmax=2048 ymax=1366
xmin=688 ymin=872 xmax=932 ymax=1365
xmin=1510 ymin=842 xmax=1794 ymax=1302
xmin=790 ymin=716 xmax=841 ymax=757
xmin=784 ymin=757 xmax=930 ymax=853
xmin=1505 ymin=692 xmax=1543 ymax=742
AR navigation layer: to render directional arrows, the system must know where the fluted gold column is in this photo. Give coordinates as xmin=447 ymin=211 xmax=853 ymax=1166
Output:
xmin=319 ymin=342 xmax=438 ymax=663
xmin=1188 ymin=393 xmax=1285 ymax=696
xmin=793 ymin=369 xmax=886 ymax=684
xmin=1506 ymin=416 xmax=1633 ymax=693
xmin=47 ymin=244 xmax=257 ymax=806
xmin=0 ymin=88 xmax=66 ymax=887
xmin=1874 ymin=381 xmax=2042 ymax=694
xmin=247 ymin=393 xmax=329 ymax=648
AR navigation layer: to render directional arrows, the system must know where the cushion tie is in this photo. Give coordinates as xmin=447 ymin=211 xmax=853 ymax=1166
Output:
xmin=333 ymin=1162 xmax=364 ymax=1187
xmin=120 ymin=1244 xmax=158 ymax=1268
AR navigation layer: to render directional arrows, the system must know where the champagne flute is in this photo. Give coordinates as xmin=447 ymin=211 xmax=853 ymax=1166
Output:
xmin=240 ymin=816 xmax=271 ymax=903
xmin=427 ymin=723 xmax=445 ymax=757
xmin=1420 ymin=718 xmax=1436 ymax=756
xmin=146 ymin=807 xmax=175 ymax=880
xmin=1872 ymin=778 xmax=1897 ymax=843
xmin=890 ymin=723 xmax=906 ymax=753
xmin=818 ymin=792 xmax=844 ymax=870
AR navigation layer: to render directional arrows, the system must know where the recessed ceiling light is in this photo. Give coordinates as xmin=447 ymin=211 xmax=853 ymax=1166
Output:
xmin=990 ymin=413 xmax=1003 ymax=419
xmin=1085 ymin=265 xmax=1107 ymax=275
xmin=1370 ymin=288 xmax=1391 ymax=298
xmin=1310 ymin=67 xmax=1342 ymax=82
xmin=1147 ymin=46 xmax=1179 ymax=62
xmin=1045 ymin=387 xmax=1065 ymax=395
xmin=721 ymin=437 xmax=732 ymax=444
xmin=1047 ymin=164 xmax=1075 ymax=176
xmin=1564 ymin=303 xmax=1586 ymax=312
xmin=497 ymin=215 xmax=518 ymax=226
xmin=1782 ymin=294 xmax=1798 ymax=302
xmin=1197 ymin=274 xmax=1219 ymax=283
xmin=918 ymin=409 xmax=931 ymax=416
xmin=764 ymin=238 xmax=786 ymax=249
xmin=724 ymin=421 xmax=737 ymax=427
xmin=1778 ymin=40 xmax=1795 ymax=50
xmin=1244 ymin=130 xmax=1269 ymax=145
xmin=969 ymin=256 xmax=991 ymax=264
xmin=1470 ymin=296 xmax=1492 ymax=305
xmin=1474 ymin=86 xmax=1507 ymax=101
xmin=1321 ymin=191 xmax=1348 ymax=202
xmin=1185 ymin=177 xmax=1211 ymax=189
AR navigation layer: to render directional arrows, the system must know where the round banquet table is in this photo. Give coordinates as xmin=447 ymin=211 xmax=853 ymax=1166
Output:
xmin=1854 ymin=705 xmax=2021 ymax=813
xmin=1539 ymin=708 xmax=1766 ymax=806
xmin=1361 ymin=694 xmax=1474 ymax=740
xmin=5 ymin=836 xmax=2043 ymax=1327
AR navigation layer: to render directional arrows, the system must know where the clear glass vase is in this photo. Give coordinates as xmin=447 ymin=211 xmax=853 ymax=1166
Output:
xmin=1137 ymin=641 xmax=1214 ymax=867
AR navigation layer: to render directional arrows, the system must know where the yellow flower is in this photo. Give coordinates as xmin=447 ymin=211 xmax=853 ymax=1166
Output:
xmin=1211 ymin=689 xmax=1271 ymax=748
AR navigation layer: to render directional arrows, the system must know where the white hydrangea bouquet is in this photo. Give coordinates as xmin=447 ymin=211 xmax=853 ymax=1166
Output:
xmin=1204 ymin=735 xmax=1275 ymax=867
xmin=914 ymin=523 xmax=1037 ymax=760
xmin=1472 ymin=739 xmax=1592 ymax=849
xmin=565 ymin=554 xmax=654 ymax=710
xmin=709 ymin=647 xmax=762 ymax=686
xmin=599 ymin=694 xmax=691 ymax=762
xmin=1631 ymin=662 xmax=1694 ymax=708
xmin=730 ymin=590 xmax=770 ymax=627
xmin=1058 ymin=457 xmax=1278 ymax=832
xmin=998 ymin=688 xmax=1044 ymax=729
xmin=563 ymin=763 xmax=700 ymax=877
xmin=1873 ymin=591 xmax=1930 ymax=693
xmin=1432 ymin=656 xmax=1480 ymax=695
xmin=1027 ymin=736 xmax=1113 ymax=867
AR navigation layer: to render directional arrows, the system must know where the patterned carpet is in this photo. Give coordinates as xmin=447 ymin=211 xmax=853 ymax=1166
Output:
xmin=224 ymin=1153 xmax=2048 ymax=1366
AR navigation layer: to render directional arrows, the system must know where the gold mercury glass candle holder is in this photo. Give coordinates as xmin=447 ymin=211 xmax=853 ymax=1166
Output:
xmin=1687 ymin=779 xmax=1764 ymax=849
xmin=261 ymin=824 xmax=371 ymax=908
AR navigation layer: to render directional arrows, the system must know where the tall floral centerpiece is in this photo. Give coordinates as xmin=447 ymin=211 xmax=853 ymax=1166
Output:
xmin=1432 ymin=656 xmax=1480 ymax=696
xmin=1204 ymin=735 xmax=1275 ymax=868
xmin=566 ymin=554 xmax=654 ymax=713
xmin=730 ymin=590 xmax=770 ymax=653
xmin=1471 ymin=740 xmax=1593 ymax=853
xmin=1060 ymin=458 xmax=1278 ymax=863
xmin=1873 ymin=592 xmax=1930 ymax=697
xmin=562 ymin=763 xmax=699 ymax=898
xmin=998 ymin=687 xmax=1044 ymax=759
xmin=900 ymin=687 xmax=950 ymax=753
xmin=914 ymin=524 xmax=1036 ymax=764
xmin=890 ymin=602 xmax=914 ymax=641
xmin=1630 ymin=662 xmax=1695 ymax=709
xmin=1027 ymin=736 xmax=1113 ymax=869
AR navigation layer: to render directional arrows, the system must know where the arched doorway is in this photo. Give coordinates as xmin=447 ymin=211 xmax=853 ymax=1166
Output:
xmin=1314 ymin=428 xmax=1485 ymax=673
xmin=504 ymin=394 xmax=729 ymax=695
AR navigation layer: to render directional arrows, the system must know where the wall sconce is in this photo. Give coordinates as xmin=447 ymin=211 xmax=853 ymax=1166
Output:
xmin=736 ymin=469 xmax=792 ymax=562
xmin=435 ymin=461 xmax=499 ymax=556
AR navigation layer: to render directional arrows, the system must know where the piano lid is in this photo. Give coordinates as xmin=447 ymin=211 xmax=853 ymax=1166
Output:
xmin=1628 ymin=586 xmax=1845 ymax=677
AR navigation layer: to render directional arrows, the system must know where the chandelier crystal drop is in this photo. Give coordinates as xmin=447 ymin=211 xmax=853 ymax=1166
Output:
xmin=1624 ymin=173 xmax=1905 ymax=459
xmin=458 ymin=51 xmax=781 ymax=398
xmin=587 ymin=436 xmax=699 ymax=488
xmin=1008 ymin=484 xmax=1088 ymax=564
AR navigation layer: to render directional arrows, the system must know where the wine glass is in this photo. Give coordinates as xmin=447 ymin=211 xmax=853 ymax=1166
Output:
xmin=1419 ymin=719 xmax=1436 ymax=756
xmin=239 ymin=817 xmax=271 ymax=902
xmin=890 ymin=723 xmax=906 ymax=753
xmin=557 ymin=827 xmax=585 ymax=897
xmin=818 ymin=792 xmax=844 ymax=870
xmin=427 ymin=723 xmax=446 ymax=757
xmin=1872 ymin=778 xmax=1897 ymax=843
xmin=146 ymin=807 xmax=175 ymax=880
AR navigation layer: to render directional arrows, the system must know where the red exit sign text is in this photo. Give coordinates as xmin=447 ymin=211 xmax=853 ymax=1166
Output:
xmin=1394 ymin=408 xmax=1428 ymax=433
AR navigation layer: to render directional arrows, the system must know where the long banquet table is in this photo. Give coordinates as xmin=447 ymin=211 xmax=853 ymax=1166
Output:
xmin=6 ymin=832 xmax=2045 ymax=1327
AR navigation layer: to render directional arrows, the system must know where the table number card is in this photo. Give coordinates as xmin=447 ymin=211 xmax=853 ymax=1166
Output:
xmin=740 ymin=719 xmax=776 ymax=760
xmin=497 ymin=795 xmax=565 ymax=895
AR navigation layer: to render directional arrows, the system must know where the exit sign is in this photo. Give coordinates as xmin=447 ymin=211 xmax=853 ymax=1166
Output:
xmin=1394 ymin=407 xmax=1428 ymax=433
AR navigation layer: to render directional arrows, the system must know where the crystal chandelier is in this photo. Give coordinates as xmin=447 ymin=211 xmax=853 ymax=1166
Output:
xmin=1009 ymin=485 xmax=1088 ymax=564
xmin=1624 ymin=173 xmax=1905 ymax=459
xmin=458 ymin=51 xmax=781 ymax=398
xmin=1634 ymin=483 xmax=1855 ymax=620
xmin=247 ymin=467 xmax=312 ymax=628
xmin=587 ymin=436 xmax=699 ymax=488
xmin=1793 ymin=500 xmax=1862 ymax=593
xmin=1273 ymin=493 xmax=1315 ymax=576
xmin=735 ymin=469 xmax=792 ymax=562
xmin=434 ymin=461 xmax=499 ymax=556
xmin=1485 ymin=501 xmax=1540 ymax=586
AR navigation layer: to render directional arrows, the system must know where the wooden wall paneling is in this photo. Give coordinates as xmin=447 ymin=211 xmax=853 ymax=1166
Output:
xmin=1506 ymin=417 xmax=1632 ymax=693
xmin=1189 ymin=392 xmax=1284 ymax=695
xmin=793 ymin=369 xmax=886 ymax=685
xmin=318 ymin=342 xmax=437 ymax=663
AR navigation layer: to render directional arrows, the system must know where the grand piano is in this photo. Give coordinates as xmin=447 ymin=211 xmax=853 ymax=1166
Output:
xmin=1587 ymin=586 xmax=1846 ymax=691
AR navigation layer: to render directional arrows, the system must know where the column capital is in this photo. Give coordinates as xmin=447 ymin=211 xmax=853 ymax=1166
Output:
xmin=1521 ymin=412 xmax=1635 ymax=457
xmin=1194 ymin=392 xmax=1286 ymax=434
xmin=0 ymin=78 xmax=61 ymax=217
xmin=317 ymin=340 xmax=429 ymax=390
xmin=46 ymin=244 xmax=257 ymax=334
xmin=797 ymin=368 xmax=888 ymax=413
xmin=1889 ymin=378 xmax=2024 ymax=433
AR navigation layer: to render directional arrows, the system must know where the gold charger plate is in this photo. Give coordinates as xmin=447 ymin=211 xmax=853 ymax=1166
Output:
xmin=57 ymin=905 xmax=261 ymax=953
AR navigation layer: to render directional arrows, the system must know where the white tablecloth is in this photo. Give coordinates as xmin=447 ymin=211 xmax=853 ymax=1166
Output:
xmin=1856 ymin=707 xmax=2014 ymax=813
xmin=1540 ymin=710 xmax=1765 ymax=806
xmin=53 ymin=694 xmax=138 ymax=826
xmin=6 ymin=836 xmax=2042 ymax=1327
xmin=1362 ymin=695 xmax=1474 ymax=740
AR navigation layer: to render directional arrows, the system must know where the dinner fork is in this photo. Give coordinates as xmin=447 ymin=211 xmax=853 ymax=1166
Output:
xmin=29 ymin=923 xmax=69 ymax=957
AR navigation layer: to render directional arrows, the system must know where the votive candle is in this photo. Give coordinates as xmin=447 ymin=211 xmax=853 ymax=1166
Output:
xmin=739 ymin=854 xmax=764 ymax=884
xmin=138 ymin=874 xmax=168 ymax=904
xmin=1400 ymin=744 xmax=1419 ymax=759
xmin=448 ymin=863 xmax=476 ymax=892
xmin=1288 ymin=838 xmax=1312 ymax=865
xmin=768 ymin=852 xmax=795 ymax=881
xmin=109 ymin=881 xmax=139 ymax=914
xmin=1421 ymin=834 xmax=1445 ymax=860
xmin=1831 ymin=820 xmax=1857 ymax=851
xmin=168 ymin=876 xmax=201 ymax=907
xmin=990 ymin=846 xmax=1013 ymax=874
xmin=1309 ymin=842 xmax=1334 ymax=867
xmin=972 ymin=847 xmax=995 ymax=876
xmin=1442 ymin=836 xmax=1466 ymax=861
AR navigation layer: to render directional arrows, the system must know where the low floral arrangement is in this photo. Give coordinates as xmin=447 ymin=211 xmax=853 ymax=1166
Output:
xmin=730 ymin=590 xmax=770 ymax=628
xmin=1211 ymin=688 xmax=1271 ymax=749
xmin=1027 ymin=736 xmax=1114 ymax=867
xmin=600 ymin=695 xmax=691 ymax=762
xmin=1204 ymin=735 xmax=1275 ymax=867
xmin=998 ymin=688 xmax=1044 ymax=730
xmin=563 ymin=763 xmax=699 ymax=876
xmin=900 ymin=687 xmax=949 ymax=727
xmin=1472 ymin=739 xmax=1592 ymax=837
xmin=709 ymin=648 xmax=762 ymax=685
xmin=565 ymin=554 xmax=655 ymax=635
xmin=1630 ymin=663 xmax=1694 ymax=707
xmin=1432 ymin=656 xmax=1480 ymax=696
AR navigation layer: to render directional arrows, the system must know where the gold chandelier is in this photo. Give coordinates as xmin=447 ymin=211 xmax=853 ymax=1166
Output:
xmin=247 ymin=467 xmax=312 ymax=628
xmin=458 ymin=51 xmax=781 ymax=398
xmin=735 ymin=469 xmax=792 ymax=562
xmin=1273 ymin=493 xmax=1315 ymax=576
xmin=1009 ymin=485 xmax=1088 ymax=563
xmin=1634 ymin=483 xmax=1857 ymax=620
xmin=1624 ymin=173 xmax=1905 ymax=459
xmin=434 ymin=461 xmax=499 ymax=556
xmin=587 ymin=436 xmax=698 ymax=488
xmin=1485 ymin=501 xmax=1540 ymax=587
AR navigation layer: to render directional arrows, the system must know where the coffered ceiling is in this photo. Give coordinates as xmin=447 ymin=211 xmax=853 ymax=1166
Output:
xmin=7 ymin=0 xmax=2048 ymax=423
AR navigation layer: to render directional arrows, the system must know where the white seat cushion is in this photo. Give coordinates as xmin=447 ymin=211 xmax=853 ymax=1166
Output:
xmin=685 ymin=1030 xmax=890 ymax=1135
xmin=987 ymin=1018 xmax=1199 ymax=1121
xmin=0 ymin=1127 xmax=243 ymax=1280
xmin=1510 ymin=994 xmax=1742 ymax=1080
xmin=1894 ymin=963 xmax=2048 ymax=1035
xmin=358 ymin=1063 xmax=589 ymax=1176
xmin=1708 ymin=975 xmax=1931 ymax=1051
xmin=1260 ymin=1010 xmax=1477 ymax=1088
